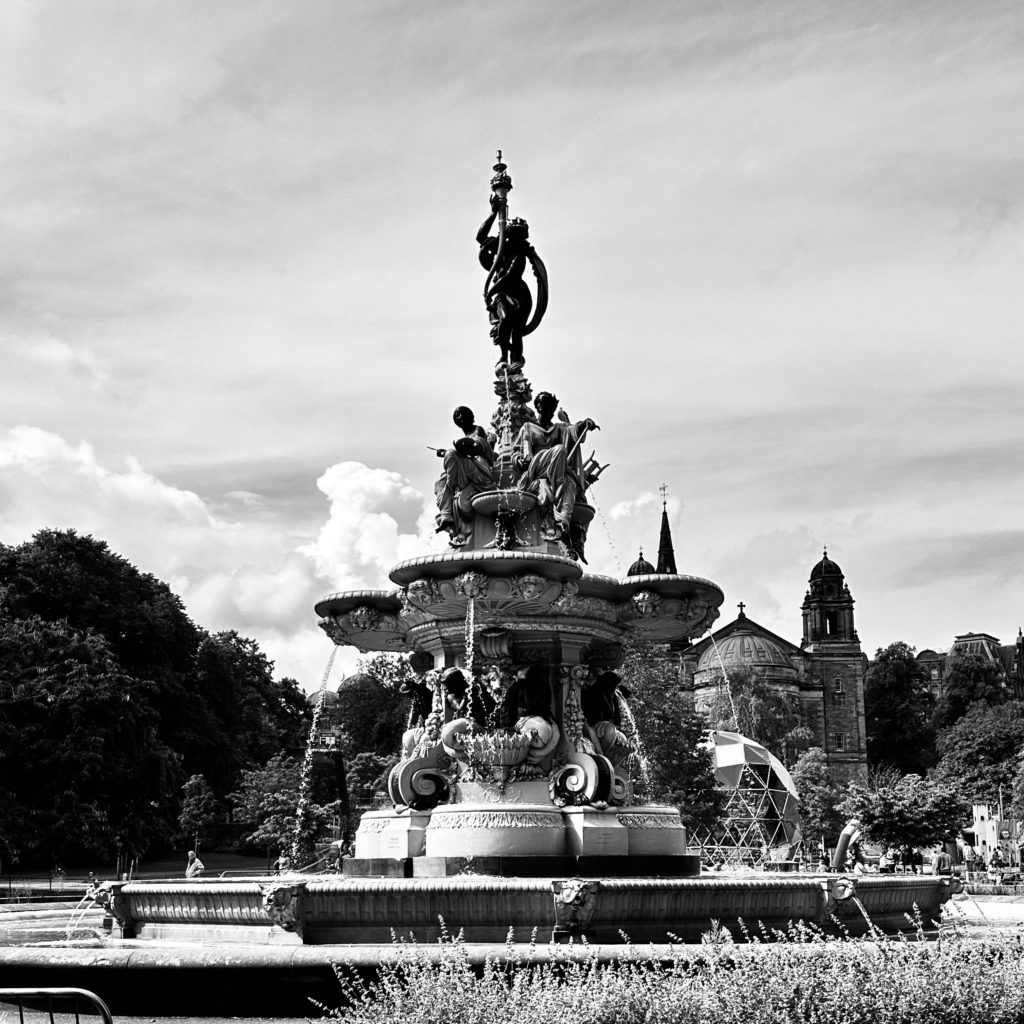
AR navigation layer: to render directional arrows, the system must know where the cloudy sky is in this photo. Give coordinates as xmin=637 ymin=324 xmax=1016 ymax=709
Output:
xmin=2 ymin=1 xmax=1022 ymax=688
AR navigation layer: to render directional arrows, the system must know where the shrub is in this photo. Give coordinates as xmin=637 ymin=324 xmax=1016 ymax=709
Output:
xmin=321 ymin=919 xmax=1024 ymax=1024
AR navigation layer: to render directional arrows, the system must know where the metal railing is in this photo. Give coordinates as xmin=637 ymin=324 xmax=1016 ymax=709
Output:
xmin=0 ymin=988 xmax=113 ymax=1024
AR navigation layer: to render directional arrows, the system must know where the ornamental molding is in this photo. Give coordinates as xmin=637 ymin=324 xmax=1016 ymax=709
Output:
xmin=617 ymin=813 xmax=682 ymax=829
xmin=429 ymin=810 xmax=562 ymax=829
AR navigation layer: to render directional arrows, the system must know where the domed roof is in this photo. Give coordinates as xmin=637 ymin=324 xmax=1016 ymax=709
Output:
xmin=627 ymin=549 xmax=655 ymax=577
xmin=696 ymin=628 xmax=793 ymax=673
xmin=337 ymin=672 xmax=379 ymax=694
xmin=309 ymin=689 xmax=341 ymax=707
xmin=810 ymin=548 xmax=843 ymax=580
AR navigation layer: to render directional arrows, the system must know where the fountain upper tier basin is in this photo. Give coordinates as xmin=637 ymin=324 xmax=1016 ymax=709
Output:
xmin=315 ymin=551 xmax=724 ymax=654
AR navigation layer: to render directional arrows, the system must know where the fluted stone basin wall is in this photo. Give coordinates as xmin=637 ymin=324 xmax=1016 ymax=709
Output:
xmin=102 ymin=874 xmax=960 ymax=945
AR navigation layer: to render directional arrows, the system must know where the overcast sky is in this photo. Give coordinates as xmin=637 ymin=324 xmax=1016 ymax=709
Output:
xmin=2 ymin=1 xmax=1022 ymax=688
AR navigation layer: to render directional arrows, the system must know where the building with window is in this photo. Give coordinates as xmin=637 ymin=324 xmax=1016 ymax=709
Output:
xmin=679 ymin=550 xmax=869 ymax=784
xmin=916 ymin=630 xmax=1024 ymax=701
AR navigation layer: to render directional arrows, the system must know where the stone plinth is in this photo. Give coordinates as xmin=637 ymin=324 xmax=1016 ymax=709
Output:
xmin=616 ymin=806 xmax=689 ymax=856
xmin=354 ymin=808 xmax=431 ymax=859
xmin=424 ymin=804 xmax=566 ymax=858
xmin=562 ymin=807 xmax=629 ymax=857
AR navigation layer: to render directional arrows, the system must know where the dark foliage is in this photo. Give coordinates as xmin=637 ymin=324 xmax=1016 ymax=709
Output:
xmin=0 ymin=529 xmax=312 ymax=865
xmin=931 ymin=701 xmax=1024 ymax=804
xmin=618 ymin=644 xmax=725 ymax=834
xmin=864 ymin=641 xmax=936 ymax=775
xmin=933 ymin=654 xmax=1009 ymax=730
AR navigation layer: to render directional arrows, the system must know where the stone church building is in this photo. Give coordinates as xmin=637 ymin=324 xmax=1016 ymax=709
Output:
xmin=678 ymin=550 xmax=869 ymax=784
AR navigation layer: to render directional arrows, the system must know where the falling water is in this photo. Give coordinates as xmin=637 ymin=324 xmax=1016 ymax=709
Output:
xmin=65 ymin=891 xmax=103 ymax=941
xmin=586 ymin=486 xmax=624 ymax=576
xmin=496 ymin=364 xmax=516 ymax=523
xmin=291 ymin=645 xmax=338 ymax=867
xmin=707 ymin=629 xmax=739 ymax=729
xmin=464 ymin=596 xmax=476 ymax=676
xmin=619 ymin=698 xmax=652 ymax=799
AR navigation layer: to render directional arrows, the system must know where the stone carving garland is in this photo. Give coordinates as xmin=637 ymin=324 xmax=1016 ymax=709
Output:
xmin=430 ymin=810 xmax=562 ymax=829
xmin=617 ymin=813 xmax=682 ymax=829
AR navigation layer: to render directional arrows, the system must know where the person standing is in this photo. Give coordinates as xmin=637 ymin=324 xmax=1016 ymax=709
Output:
xmin=933 ymin=849 xmax=953 ymax=876
xmin=185 ymin=850 xmax=204 ymax=878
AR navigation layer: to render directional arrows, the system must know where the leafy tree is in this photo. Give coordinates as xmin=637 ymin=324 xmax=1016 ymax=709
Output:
xmin=0 ymin=613 xmax=178 ymax=861
xmin=0 ymin=529 xmax=200 ymax=684
xmin=191 ymin=631 xmax=311 ymax=798
xmin=619 ymin=645 xmax=725 ymax=834
xmin=934 ymin=654 xmax=1008 ymax=730
xmin=790 ymin=747 xmax=844 ymax=853
xmin=704 ymin=664 xmax=813 ymax=766
xmin=230 ymin=753 xmax=341 ymax=866
xmin=346 ymin=752 xmax=397 ymax=804
xmin=838 ymin=769 xmax=969 ymax=850
xmin=0 ymin=530 xmax=314 ymax=864
xmin=335 ymin=655 xmax=412 ymax=758
xmin=178 ymin=774 xmax=218 ymax=853
xmin=930 ymin=702 xmax=1024 ymax=805
xmin=1011 ymin=748 xmax=1024 ymax=822
xmin=864 ymin=642 xmax=935 ymax=775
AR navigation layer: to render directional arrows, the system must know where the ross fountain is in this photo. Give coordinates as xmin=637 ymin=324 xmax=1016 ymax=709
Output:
xmin=44 ymin=154 xmax=959 ymax=954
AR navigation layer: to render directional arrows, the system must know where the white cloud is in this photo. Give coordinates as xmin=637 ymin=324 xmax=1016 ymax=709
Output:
xmin=300 ymin=461 xmax=445 ymax=589
xmin=5 ymin=336 xmax=109 ymax=389
xmin=0 ymin=427 xmax=443 ymax=689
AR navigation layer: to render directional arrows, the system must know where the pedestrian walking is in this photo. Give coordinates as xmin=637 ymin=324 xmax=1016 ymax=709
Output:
xmin=185 ymin=850 xmax=205 ymax=878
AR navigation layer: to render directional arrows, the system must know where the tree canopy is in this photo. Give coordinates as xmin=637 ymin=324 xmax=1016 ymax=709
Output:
xmin=230 ymin=753 xmax=340 ymax=864
xmin=703 ymin=664 xmax=813 ymax=767
xmin=863 ymin=642 xmax=936 ymax=775
xmin=933 ymin=654 xmax=1008 ymax=730
xmin=0 ymin=529 xmax=312 ymax=865
xmin=790 ymin=747 xmax=845 ymax=853
xmin=619 ymin=644 xmax=725 ymax=834
xmin=930 ymin=701 xmax=1024 ymax=805
xmin=838 ymin=769 xmax=969 ymax=850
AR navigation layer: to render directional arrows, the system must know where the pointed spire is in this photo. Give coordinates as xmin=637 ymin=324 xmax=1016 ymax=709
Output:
xmin=656 ymin=483 xmax=677 ymax=574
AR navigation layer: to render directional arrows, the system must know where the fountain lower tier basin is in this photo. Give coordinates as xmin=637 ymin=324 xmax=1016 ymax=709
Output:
xmin=95 ymin=874 xmax=959 ymax=945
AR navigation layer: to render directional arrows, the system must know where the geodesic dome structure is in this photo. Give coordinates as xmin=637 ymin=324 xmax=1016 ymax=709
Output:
xmin=691 ymin=730 xmax=802 ymax=866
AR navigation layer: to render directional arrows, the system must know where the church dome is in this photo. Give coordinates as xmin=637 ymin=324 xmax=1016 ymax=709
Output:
xmin=696 ymin=629 xmax=793 ymax=674
xmin=337 ymin=672 xmax=379 ymax=694
xmin=627 ymin=550 xmax=655 ymax=577
xmin=310 ymin=689 xmax=341 ymax=707
xmin=810 ymin=550 xmax=843 ymax=581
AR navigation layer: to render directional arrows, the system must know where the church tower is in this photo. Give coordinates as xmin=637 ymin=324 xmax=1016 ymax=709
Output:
xmin=800 ymin=550 xmax=867 ymax=782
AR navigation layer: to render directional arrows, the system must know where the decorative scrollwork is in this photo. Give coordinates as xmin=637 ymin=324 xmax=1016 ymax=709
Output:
xmin=387 ymin=759 xmax=452 ymax=811
xmin=549 ymin=752 xmax=614 ymax=807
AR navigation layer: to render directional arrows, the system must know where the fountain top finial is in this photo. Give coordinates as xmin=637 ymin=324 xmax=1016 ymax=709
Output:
xmin=490 ymin=151 xmax=512 ymax=198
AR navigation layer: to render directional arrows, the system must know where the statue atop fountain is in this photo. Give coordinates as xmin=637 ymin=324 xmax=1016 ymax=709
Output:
xmin=477 ymin=150 xmax=548 ymax=370
xmin=315 ymin=153 xmax=725 ymax=873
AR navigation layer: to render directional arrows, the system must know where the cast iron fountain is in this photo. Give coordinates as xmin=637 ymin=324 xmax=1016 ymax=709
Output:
xmin=78 ymin=154 xmax=959 ymax=947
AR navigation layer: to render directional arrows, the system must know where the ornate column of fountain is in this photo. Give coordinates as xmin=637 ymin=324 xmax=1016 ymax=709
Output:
xmin=314 ymin=154 xmax=724 ymax=876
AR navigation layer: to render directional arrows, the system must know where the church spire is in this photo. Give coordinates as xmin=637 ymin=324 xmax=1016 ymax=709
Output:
xmin=656 ymin=483 xmax=677 ymax=574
